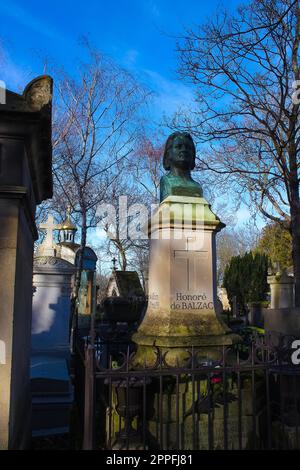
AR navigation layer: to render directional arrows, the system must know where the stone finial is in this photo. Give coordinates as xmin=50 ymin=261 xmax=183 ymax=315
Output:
xmin=23 ymin=75 xmax=53 ymax=112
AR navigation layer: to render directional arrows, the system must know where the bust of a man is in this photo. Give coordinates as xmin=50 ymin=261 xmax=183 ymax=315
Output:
xmin=160 ymin=132 xmax=203 ymax=202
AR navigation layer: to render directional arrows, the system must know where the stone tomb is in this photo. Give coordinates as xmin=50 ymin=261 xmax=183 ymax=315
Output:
xmin=31 ymin=257 xmax=75 ymax=355
xmin=0 ymin=76 xmax=53 ymax=449
xmin=259 ymin=268 xmax=296 ymax=333
xmin=31 ymin=217 xmax=75 ymax=436
xmin=268 ymin=269 xmax=294 ymax=309
xmin=106 ymin=270 xmax=145 ymax=299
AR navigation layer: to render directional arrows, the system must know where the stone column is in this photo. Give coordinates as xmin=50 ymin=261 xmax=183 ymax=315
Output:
xmin=133 ymin=195 xmax=239 ymax=366
xmin=0 ymin=76 xmax=53 ymax=449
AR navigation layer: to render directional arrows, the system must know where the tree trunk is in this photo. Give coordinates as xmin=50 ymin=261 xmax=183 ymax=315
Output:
xmin=290 ymin=201 xmax=300 ymax=307
xmin=289 ymin=146 xmax=300 ymax=306
xmin=120 ymin=248 xmax=127 ymax=271
xmin=113 ymin=238 xmax=127 ymax=271
xmin=74 ymin=210 xmax=87 ymax=300
xmin=71 ymin=209 xmax=87 ymax=345
xmin=289 ymin=0 xmax=300 ymax=306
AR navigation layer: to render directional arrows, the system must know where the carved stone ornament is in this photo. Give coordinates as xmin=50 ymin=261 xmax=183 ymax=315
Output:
xmin=34 ymin=256 xmax=75 ymax=271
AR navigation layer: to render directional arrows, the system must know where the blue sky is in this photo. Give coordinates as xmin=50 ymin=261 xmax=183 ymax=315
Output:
xmin=0 ymin=0 xmax=255 ymax=229
xmin=0 ymin=1 xmax=233 ymax=76
xmin=0 ymin=0 xmax=241 ymax=116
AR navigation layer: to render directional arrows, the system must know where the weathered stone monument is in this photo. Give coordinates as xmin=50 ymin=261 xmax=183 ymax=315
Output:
xmin=106 ymin=269 xmax=144 ymax=299
xmin=0 ymin=76 xmax=53 ymax=449
xmin=268 ymin=267 xmax=294 ymax=309
xmin=133 ymin=132 xmax=238 ymax=366
xmin=108 ymin=133 xmax=258 ymax=451
xmin=95 ymin=265 xmax=146 ymax=369
xmin=103 ymin=267 xmax=146 ymax=323
xmin=264 ymin=265 xmax=300 ymax=336
xmin=31 ymin=215 xmax=75 ymax=436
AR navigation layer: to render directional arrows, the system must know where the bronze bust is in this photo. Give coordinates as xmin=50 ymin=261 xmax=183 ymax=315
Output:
xmin=160 ymin=132 xmax=203 ymax=202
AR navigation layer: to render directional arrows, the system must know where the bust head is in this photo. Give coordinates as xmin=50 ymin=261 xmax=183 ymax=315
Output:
xmin=163 ymin=132 xmax=196 ymax=171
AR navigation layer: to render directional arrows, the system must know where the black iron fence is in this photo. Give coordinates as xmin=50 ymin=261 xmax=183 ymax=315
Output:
xmin=74 ymin=331 xmax=300 ymax=450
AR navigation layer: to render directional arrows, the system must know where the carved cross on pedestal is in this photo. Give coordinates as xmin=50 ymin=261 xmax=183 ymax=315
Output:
xmin=37 ymin=215 xmax=61 ymax=256
xmin=174 ymin=237 xmax=208 ymax=291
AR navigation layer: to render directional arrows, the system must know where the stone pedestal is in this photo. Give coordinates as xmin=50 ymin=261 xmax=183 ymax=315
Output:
xmin=133 ymin=196 xmax=238 ymax=366
xmin=264 ymin=307 xmax=300 ymax=336
xmin=0 ymin=76 xmax=53 ymax=449
xmin=249 ymin=302 xmax=264 ymax=328
xmin=31 ymin=256 xmax=75 ymax=356
xmin=268 ymin=271 xmax=294 ymax=309
xmin=31 ymin=255 xmax=75 ymax=436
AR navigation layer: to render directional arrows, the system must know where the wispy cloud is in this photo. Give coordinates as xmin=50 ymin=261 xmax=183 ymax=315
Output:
xmin=234 ymin=205 xmax=264 ymax=228
xmin=143 ymin=69 xmax=195 ymax=119
xmin=235 ymin=206 xmax=251 ymax=225
xmin=123 ymin=49 xmax=139 ymax=67
xmin=0 ymin=0 xmax=64 ymax=41
xmin=0 ymin=42 xmax=32 ymax=91
xmin=148 ymin=1 xmax=160 ymax=18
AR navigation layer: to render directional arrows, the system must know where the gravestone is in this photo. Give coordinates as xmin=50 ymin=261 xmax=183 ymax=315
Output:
xmin=98 ymin=268 xmax=146 ymax=367
xmin=31 ymin=257 xmax=75 ymax=435
xmin=103 ymin=269 xmax=146 ymax=323
xmin=0 ymin=76 xmax=53 ymax=449
xmin=31 ymin=215 xmax=76 ymax=436
xmin=264 ymin=308 xmax=300 ymax=336
xmin=264 ymin=267 xmax=297 ymax=335
xmin=249 ymin=302 xmax=264 ymax=328
xmin=268 ymin=269 xmax=294 ymax=309
xmin=106 ymin=269 xmax=145 ymax=300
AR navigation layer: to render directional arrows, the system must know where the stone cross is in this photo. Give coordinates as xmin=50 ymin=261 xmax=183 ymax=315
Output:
xmin=112 ymin=257 xmax=117 ymax=271
xmin=174 ymin=237 xmax=208 ymax=291
xmin=37 ymin=215 xmax=61 ymax=257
